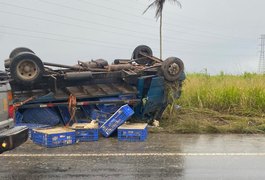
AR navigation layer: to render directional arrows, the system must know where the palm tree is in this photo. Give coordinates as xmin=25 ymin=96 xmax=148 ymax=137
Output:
xmin=143 ymin=0 xmax=182 ymax=59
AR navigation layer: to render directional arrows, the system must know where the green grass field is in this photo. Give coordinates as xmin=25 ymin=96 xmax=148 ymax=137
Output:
xmin=155 ymin=73 xmax=265 ymax=134
xmin=178 ymin=73 xmax=265 ymax=116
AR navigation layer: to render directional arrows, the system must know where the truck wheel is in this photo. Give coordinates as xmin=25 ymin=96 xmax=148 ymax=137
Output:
xmin=161 ymin=57 xmax=184 ymax=82
xmin=132 ymin=45 xmax=153 ymax=65
xmin=4 ymin=59 xmax=11 ymax=69
xmin=10 ymin=52 xmax=44 ymax=84
xmin=9 ymin=47 xmax=35 ymax=59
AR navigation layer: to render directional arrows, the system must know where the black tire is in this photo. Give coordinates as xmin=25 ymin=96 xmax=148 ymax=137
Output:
xmin=4 ymin=59 xmax=11 ymax=69
xmin=114 ymin=59 xmax=120 ymax=64
xmin=9 ymin=47 xmax=35 ymax=59
xmin=161 ymin=57 xmax=184 ymax=82
xmin=132 ymin=45 xmax=153 ymax=65
xmin=10 ymin=52 xmax=44 ymax=84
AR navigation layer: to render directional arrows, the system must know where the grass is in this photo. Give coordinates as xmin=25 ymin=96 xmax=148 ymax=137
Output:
xmin=177 ymin=73 xmax=265 ymax=116
xmin=152 ymin=73 xmax=265 ymax=134
xmin=154 ymin=107 xmax=265 ymax=134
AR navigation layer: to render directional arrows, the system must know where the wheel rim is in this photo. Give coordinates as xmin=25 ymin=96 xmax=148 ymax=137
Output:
xmin=168 ymin=63 xmax=180 ymax=75
xmin=16 ymin=59 xmax=38 ymax=80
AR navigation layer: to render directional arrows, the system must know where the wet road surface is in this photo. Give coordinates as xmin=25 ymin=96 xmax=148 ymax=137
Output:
xmin=1 ymin=134 xmax=265 ymax=179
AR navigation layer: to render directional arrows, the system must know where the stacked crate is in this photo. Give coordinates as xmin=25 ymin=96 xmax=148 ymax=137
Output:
xmin=118 ymin=123 xmax=148 ymax=141
xmin=71 ymin=123 xmax=99 ymax=142
xmin=32 ymin=127 xmax=76 ymax=148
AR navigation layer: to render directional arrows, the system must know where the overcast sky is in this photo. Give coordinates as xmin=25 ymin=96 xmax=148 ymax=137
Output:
xmin=0 ymin=0 xmax=264 ymax=74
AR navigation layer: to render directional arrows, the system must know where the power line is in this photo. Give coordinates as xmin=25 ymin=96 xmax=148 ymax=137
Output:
xmin=0 ymin=24 xmax=182 ymax=52
xmin=113 ymin=0 xmax=245 ymax=37
xmin=0 ymin=25 xmax=130 ymax=47
xmin=77 ymin=0 xmax=251 ymax=41
xmin=1 ymin=0 xmax=252 ymax=43
xmin=37 ymin=0 xmax=238 ymax=41
xmin=0 ymin=1 xmax=251 ymax=45
xmin=0 ymin=30 xmax=129 ymax=49
xmin=38 ymin=0 xmax=154 ymax=28
xmin=0 ymin=8 xmax=213 ymax=46
xmin=0 ymin=29 xmax=186 ymax=55
xmin=0 ymin=2 xmax=154 ymax=37
xmin=0 ymin=29 xmax=255 ymax=58
xmin=0 ymin=29 xmax=177 ymax=56
xmin=0 ymin=10 xmax=159 ymax=43
xmin=0 ymin=1 xmax=256 ymax=57
xmin=0 ymin=3 xmax=199 ymax=45
xmin=0 ymin=24 xmax=256 ymax=54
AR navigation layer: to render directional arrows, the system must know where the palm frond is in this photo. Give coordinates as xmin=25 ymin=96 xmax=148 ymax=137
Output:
xmin=154 ymin=0 xmax=165 ymax=19
xmin=143 ymin=0 xmax=181 ymax=20
xmin=168 ymin=0 xmax=182 ymax=8
xmin=143 ymin=1 xmax=157 ymax=14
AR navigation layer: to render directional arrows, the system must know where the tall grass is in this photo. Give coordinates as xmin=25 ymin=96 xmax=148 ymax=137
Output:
xmin=176 ymin=73 xmax=265 ymax=116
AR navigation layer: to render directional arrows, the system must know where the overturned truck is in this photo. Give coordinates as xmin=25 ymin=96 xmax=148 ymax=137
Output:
xmin=4 ymin=45 xmax=185 ymax=125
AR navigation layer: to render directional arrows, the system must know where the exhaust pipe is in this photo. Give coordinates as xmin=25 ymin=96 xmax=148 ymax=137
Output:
xmin=64 ymin=71 xmax=93 ymax=80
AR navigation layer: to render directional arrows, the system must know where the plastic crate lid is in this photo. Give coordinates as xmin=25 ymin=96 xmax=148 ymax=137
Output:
xmin=118 ymin=123 xmax=148 ymax=130
xmin=71 ymin=122 xmax=98 ymax=129
xmin=33 ymin=127 xmax=75 ymax=134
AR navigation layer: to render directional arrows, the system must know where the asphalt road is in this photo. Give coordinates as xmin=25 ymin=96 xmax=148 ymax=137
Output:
xmin=1 ymin=134 xmax=265 ymax=180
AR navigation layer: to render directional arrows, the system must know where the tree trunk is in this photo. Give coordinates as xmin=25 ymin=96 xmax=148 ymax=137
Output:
xmin=160 ymin=13 xmax=163 ymax=60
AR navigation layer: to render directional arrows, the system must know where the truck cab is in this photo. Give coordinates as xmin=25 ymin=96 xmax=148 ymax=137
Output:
xmin=0 ymin=71 xmax=28 ymax=154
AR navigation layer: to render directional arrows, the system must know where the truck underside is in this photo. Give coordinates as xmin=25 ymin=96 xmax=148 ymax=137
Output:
xmin=4 ymin=45 xmax=185 ymax=124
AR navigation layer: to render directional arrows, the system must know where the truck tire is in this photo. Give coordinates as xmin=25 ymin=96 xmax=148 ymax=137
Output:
xmin=4 ymin=59 xmax=11 ymax=69
xmin=132 ymin=45 xmax=153 ymax=65
xmin=10 ymin=52 xmax=44 ymax=84
xmin=9 ymin=47 xmax=35 ymax=59
xmin=161 ymin=57 xmax=184 ymax=82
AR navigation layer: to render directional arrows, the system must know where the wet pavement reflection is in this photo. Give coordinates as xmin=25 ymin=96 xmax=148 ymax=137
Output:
xmin=1 ymin=134 xmax=265 ymax=179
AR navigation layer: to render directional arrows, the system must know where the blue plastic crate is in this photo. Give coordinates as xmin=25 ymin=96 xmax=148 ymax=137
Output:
xmin=118 ymin=123 xmax=148 ymax=142
xmin=100 ymin=104 xmax=134 ymax=137
xmin=75 ymin=129 xmax=98 ymax=142
xmin=15 ymin=123 xmax=51 ymax=139
xmin=90 ymin=109 xmax=112 ymax=126
xmin=71 ymin=123 xmax=98 ymax=142
xmin=32 ymin=127 xmax=76 ymax=148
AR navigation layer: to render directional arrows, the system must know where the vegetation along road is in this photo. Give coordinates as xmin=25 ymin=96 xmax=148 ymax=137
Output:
xmin=158 ymin=73 xmax=265 ymax=133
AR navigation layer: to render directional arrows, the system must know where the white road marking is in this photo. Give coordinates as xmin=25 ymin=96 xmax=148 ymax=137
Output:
xmin=2 ymin=153 xmax=265 ymax=157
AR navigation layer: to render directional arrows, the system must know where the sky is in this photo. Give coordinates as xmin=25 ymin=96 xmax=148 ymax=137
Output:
xmin=0 ymin=0 xmax=264 ymax=74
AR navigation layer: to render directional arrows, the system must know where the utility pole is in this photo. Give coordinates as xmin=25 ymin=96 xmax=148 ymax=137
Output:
xmin=258 ymin=34 xmax=265 ymax=74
